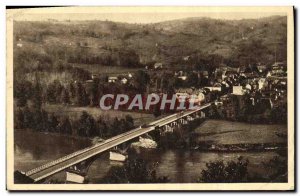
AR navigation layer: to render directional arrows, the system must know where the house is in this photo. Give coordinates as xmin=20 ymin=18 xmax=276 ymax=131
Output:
xmin=183 ymin=56 xmax=190 ymax=61
xmin=84 ymin=80 xmax=95 ymax=94
xmin=196 ymin=92 xmax=206 ymax=103
xmin=257 ymin=65 xmax=267 ymax=73
xmin=232 ymin=86 xmax=244 ymax=95
xmin=176 ymin=88 xmax=195 ymax=95
xmin=258 ymin=78 xmax=266 ymax=90
xmin=121 ymin=78 xmax=128 ymax=84
xmin=272 ymin=62 xmax=286 ymax=71
xmin=108 ymin=76 xmax=118 ymax=83
xmin=222 ymin=81 xmax=230 ymax=88
xmin=175 ymin=70 xmax=184 ymax=76
xmin=269 ymin=62 xmax=287 ymax=76
xmin=214 ymin=100 xmax=223 ymax=106
xmin=154 ymin=62 xmax=163 ymax=69
xmin=200 ymin=71 xmax=209 ymax=78
xmin=176 ymin=88 xmax=206 ymax=104
xmin=204 ymin=86 xmax=222 ymax=92
xmin=91 ymin=74 xmax=99 ymax=80
xmin=239 ymin=66 xmax=246 ymax=74
xmin=245 ymin=84 xmax=252 ymax=91
xmin=214 ymin=68 xmax=224 ymax=79
xmin=222 ymin=70 xmax=237 ymax=80
xmin=178 ymin=76 xmax=187 ymax=81
xmin=220 ymin=94 xmax=230 ymax=103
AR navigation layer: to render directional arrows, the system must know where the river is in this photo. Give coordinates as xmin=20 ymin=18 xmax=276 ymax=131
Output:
xmin=14 ymin=120 xmax=284 ymax=183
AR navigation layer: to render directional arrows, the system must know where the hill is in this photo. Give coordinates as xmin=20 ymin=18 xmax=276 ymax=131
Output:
xmin=13 ymin=15 xmax=287 ymax=72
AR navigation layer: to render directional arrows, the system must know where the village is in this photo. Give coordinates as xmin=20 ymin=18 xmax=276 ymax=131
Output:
xmin=82 ymin=60 xmax=287 ymax=123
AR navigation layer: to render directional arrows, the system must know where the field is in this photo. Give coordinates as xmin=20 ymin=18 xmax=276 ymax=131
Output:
xmin=44 ymin=104 xmax=157 ymax=126
xmin=195 ymin=119 xmax=287 ymax=145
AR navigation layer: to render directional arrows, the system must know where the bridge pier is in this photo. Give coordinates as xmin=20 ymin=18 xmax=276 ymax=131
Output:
xmin=65 ymin=156 xmax=99 ymax=184
xmin=200 ymin=111 xmax=206 ymax=118
xmin=187 ymin=115 xmax=195 ymax=121
xmin=160 ymin=124 xmax=174 ymax=135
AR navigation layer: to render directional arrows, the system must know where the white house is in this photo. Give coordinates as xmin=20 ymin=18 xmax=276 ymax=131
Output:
xmin=121 ymin=78 xmax=128 ymax=84
xmin=178 ymin=76 xmax=187 ymax=81
xmin=183 ymin=56 xmax=190 ymax=61
xmin=258 ymin=78 xmax=266 ymax=90
xmin=154 ymin=63 xmax=163 ymax=69
xmin=232 ymin=86 xmax=244 ymax=95
xmin=245 ymin=84 xmax=252 ymax=91
xmin=197 ymin=92 xmax=206 ymax=103
xmin=204 ymin=86 xmax=222 ymax=92
xmin=108 ymin=76 xmax=118 ymax=83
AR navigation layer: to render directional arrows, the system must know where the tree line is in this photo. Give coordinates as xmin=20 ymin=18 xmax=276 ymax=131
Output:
xmin=96 ymin=155 xmax=287 ymax=183
xmin=15 ymin=106 xmax=135 ymax=139
xmin=208 ymin=94 xmax=287 ymax=124
xmin=14 ymin=72 xmax=150 ymax=108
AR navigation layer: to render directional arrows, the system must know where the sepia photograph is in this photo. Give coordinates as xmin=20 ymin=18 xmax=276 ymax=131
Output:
xmin=6 ymin=6 xmax=294 ymax=191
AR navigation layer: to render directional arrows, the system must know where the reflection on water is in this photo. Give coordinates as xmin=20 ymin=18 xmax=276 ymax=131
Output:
xmin=14 ymin=129 xmax=278 ymax=183
xmin=14 ymin=130 xmax=91 ymax=172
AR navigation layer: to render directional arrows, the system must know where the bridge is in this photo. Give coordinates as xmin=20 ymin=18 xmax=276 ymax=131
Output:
xmin=15 ymin=103 xmax=212 ymax=183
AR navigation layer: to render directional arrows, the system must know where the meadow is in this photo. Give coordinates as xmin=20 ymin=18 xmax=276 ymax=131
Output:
xmin=195 ymin=119 xmax=287 ymax=145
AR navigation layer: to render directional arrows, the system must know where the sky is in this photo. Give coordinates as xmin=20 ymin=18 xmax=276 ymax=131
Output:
xmin=9 ymin=7 xmax=288 ymax=23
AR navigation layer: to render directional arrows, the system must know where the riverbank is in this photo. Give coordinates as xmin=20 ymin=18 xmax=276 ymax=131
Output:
xmin=194 ymin=142 xmax=287 ymax=153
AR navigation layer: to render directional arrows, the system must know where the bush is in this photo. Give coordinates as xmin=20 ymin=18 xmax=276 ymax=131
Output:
xmin=197 ymin=156 xmax=249 ymax=183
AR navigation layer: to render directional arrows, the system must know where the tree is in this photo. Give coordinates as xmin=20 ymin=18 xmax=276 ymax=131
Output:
xmin=76 ymin=112 xmax=98 ymax=137
xmin=31 ymin=109 xmax=48 ymax=131
xmin=101 ymin=158 xmax=170 ymax=183
xmin=186 ymin=72 xmax=199 ymax=87
xmin=197 ymin=156 xmax=249 ymax=183
xmin=109 ymin=117 xmax=121 ymax=137
xmin=125 ymin=115 xmax=134 ymax=128
xmin=61 ymin=88 xmax=70 ymax=104
xmin=97 ymin=116 xmax=108 ymax=138
xmin=14 ymin=80 xmax=33 ymax=107
xmin=15 ymin=109 xmax=25 ymax=129
xmin=75 ymin=82 xmax=89 ymax=106
xmin=32 ymin=79 xmax=43 ymax=110
xmin=117 ymin=49 xmax=140 ymax=68
xmin=235 ymin=39 xmax=269 ymax=65
xmin=153 ymin=104 xmax=161 ymax=117
xmin=46 ymin=80 xmax=64 ymax=103
xmin=132 ymin=70 xmax=150 ymax=92
xmin=48 ymin=114 xmax=59 ymax=132
xmin=208 ymin=103 xmax=220 ymax=119
xmin=69 ymin=82 xmax=76 ymax=98
xmin=59 ymin=117 xmax=73 ymax=135
xmin=22 ymin=106 xmax=33 ymax=129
